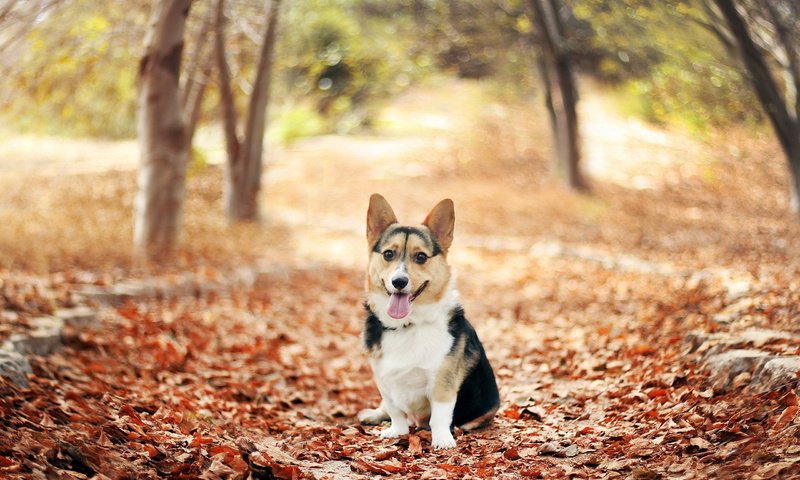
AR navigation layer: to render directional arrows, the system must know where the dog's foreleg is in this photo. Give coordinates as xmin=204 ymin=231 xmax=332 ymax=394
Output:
xmin=430 ymin=399 xmax=457 ymax=449
xmin=357 ymin=400 xmax=390 ymax=425
xmin=430 ymin=336 xmax=474 ymax=449
xmin=378 ymin=399 xmax=409 ymax=438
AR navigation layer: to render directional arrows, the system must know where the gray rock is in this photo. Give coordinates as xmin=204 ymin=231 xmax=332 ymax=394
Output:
xmin=563 ymin=444 xmax=579 ymax=458
xmin=737 ymin=328 xmax=795 ymax=348
xmin=686 ymin=328 xmax=797 ymax=355
xmin=704 ymin=349 xmax=772 ymax=390
xmin=6 ymin=316 xmax=64 ymax=356
xmin=74 ymin=284 xmax=131 ymax=306
xmin=74 ymin=282 xmax=157 ymax=306
xmin=0 ymin=348 xmax=32 ymax=387
xmin=55 ymin=306 xmax=98 ymax=328
xmin=752 ymin=357 xmax=800 ymax=391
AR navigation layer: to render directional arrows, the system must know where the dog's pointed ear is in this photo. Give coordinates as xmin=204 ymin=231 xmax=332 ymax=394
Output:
xmin=367 ymin=194 xmax=398 ymax=247
xmin=423 ymin=198 xmax=454 ymax=254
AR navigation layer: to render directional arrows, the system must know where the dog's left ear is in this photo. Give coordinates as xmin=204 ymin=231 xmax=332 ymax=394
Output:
xmin=423 ymin=198 xmax=455 ymax=254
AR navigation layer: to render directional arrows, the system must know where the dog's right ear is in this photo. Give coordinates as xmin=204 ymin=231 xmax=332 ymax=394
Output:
xmin=367 ymin=194 xmax=397 ymax=247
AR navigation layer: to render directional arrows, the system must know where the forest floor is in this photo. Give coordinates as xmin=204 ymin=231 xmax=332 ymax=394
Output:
xmin=2 ymin=79 xmax=800 ymax=479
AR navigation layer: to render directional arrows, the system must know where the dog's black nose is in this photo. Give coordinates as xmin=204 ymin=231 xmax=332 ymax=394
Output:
xmin=392 ymin=276 xmax=409 ymax=290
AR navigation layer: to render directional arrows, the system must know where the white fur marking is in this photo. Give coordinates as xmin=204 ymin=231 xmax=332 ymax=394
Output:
xmin=430 ymin=400 xmax=457 ymax=449
xmin=367 ymin=277 xmax=464 ymax=445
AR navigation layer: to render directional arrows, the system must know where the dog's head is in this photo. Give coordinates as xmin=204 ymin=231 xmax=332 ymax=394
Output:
xmin=366 ymin=194 xmax=454 ymax=321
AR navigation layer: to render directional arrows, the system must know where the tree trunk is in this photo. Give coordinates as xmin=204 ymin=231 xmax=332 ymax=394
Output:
xmin=224 ymin=0 xmax=282 ymax=221
xmin=529 ymin=0 xmax=587 ymax=192
xmin=711 ymin=0 xmax=800 ymax=213
xmin=214 ymin=0 xmax=241 ymax=169
xmin=181 ymin=3 xmax=214 ymax=144
xmin=184 ymin=57 xmax=211 ymax=145
xmin=133 ymin=0 xmax=193 ymax=259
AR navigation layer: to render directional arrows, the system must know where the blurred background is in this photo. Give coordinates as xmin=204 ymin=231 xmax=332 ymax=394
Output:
xmin=0 ymin=0 xmax=798 ymax=274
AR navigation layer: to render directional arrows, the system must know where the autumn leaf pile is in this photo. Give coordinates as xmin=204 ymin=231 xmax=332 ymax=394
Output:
xmin=3 ymin=84 xmax=800 ymax=478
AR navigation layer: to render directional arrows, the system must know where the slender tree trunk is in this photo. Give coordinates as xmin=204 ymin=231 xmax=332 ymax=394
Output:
xmin=224 ymin=0 xmax=281 ymax=221
xmin=133 ymin=0 xmax=193 ymax=259
xmin=181 ymin=3 xmax=214 ymax=144
xmin=711 ymin=0 xmax=800 ymax=213
xmin=214 ymin=0 xmax=241 ymax=168
xmin=529 ymin=0 xmax=587 ymax=191
xmin=181 ymin=4 xmax=213 ymax=108
xmin=184 ymin=57 xmax=211 ymax=145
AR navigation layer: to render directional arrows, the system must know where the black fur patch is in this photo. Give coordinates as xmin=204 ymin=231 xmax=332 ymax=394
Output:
xmin=448 ymin=307 xmax=501 ymax=428
xmin=372 ymin=226 xmax=441 ymax=257
xmin=363 ymin=303 xmax=384 ymax=351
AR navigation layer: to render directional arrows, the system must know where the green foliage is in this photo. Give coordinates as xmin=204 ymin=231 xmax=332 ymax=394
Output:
xmin=273 ymin=0 xmax=426 ymax=133
xmin=570 ymin=0 xmax=761 ymax=130
xmin=0 ymin=0 xmax=766 ymax=139
xmin=1 ymin=1 xmax=147 ymax=139
xmin=270 ymin=104 xmax=325 ymax=145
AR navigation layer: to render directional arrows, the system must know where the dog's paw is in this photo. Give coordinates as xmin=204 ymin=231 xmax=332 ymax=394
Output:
xmin=431 ymin=431 xmax=457 ymax=449
xmin=358 ymin=408 xmax=389 ymax=425
xmin=379 ymin=425 xmax=409 ymax=439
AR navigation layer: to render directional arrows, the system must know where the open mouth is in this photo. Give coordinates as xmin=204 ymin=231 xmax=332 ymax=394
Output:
xmin=385 ymin=281 xmax=428 ymax=319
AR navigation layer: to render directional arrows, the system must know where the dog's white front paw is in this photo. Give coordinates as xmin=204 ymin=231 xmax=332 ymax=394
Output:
xmin=358 ymin=408 xmax=389 ymax=425
xmin=431 ymin=431 xmax=457 ymax=449
xmin=379 ymin=425 xmax=409 ymax=438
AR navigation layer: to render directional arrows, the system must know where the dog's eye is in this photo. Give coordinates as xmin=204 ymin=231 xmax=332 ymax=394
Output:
xmin=382 ymin=250 xmax=395 ymax=261
xmin=414 ymin=252 xmax=428 ymax=265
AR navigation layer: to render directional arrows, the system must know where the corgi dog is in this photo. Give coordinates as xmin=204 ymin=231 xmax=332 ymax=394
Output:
xmin=358 ymin=194 xmax=500 ymax=449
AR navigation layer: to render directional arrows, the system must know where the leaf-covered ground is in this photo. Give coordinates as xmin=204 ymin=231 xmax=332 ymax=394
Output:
xmin=2 ymin=81 xmax=800 ymax=478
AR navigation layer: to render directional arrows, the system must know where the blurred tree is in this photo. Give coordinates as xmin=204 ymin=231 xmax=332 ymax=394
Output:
xmin=215 ymin=0 xmax=281 ymax=221
xmin=182 ymin=3 xmax=215 ymax=144
xmin=529 ymin=0 xmax=587 ymax=191
xmin=569 ymin=0 xmax=758 ymax=130
xmin=706 ymin=0 xmax=800 ymax=213
xmin=0 ymin=0 xmax=148 ymax=138
xmin=133 ymin=0 xmax=193 ymax=258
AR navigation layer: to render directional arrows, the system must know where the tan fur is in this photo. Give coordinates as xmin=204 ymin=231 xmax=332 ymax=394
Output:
xmin=366 ymin=194 xmax=398 ymax=248
xmin=423 ymin=199 xmax=454 ymax=254
xmin=366 ymin=223 xmax=452 ymax=307
xmin=432 ymin=335 xmax=478 ymax=402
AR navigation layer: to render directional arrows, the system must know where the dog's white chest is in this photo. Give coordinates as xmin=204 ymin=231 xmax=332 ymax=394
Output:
xmin=372 ymin=321 xmax=454 ymax=417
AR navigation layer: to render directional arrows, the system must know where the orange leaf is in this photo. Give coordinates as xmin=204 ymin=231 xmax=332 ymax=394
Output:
xmin=374 ymin=449 xmax=398 ymax=461
xmin=408 ymin=434 xmax=422 ymax=455
xmin=476 ymin=467 xmax=495 ymax=477
xmin=773 ymin=406 xmax=798 ymax=431
xmin=190 ymin=433 xmax=214 ymax=447
xmin=142 ymin=443 xmax=159 ymax=458
xmin=119 ymin=405 xmax=146 ymax=426
xmin=503 ymin=405 xmax=522 ymax=420
xmin=438 ymin=464 xmax=470 ymax=474
xmin=352 ymin=459 xmax=403 ymax=475
xmin=520 ymin=468 xmax=543 ymax=477
xmin=503 ymin=447 xmax=521 ymax=460
xmin=647 ymin=388 xmax=668 ymax=399
xmin=631 ymin=344 xmax=657 ymax=355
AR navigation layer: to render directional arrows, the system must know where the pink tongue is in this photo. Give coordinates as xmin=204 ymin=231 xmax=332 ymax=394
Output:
xmin=387 ymin=293 xmax=411 ymax=319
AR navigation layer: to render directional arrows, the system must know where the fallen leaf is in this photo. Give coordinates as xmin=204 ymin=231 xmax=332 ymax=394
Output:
xmin=689 ymin=437 xmax=711 ymax=451
xmin=503 ymin=447 xmax=521 ymax=460
xmin=408 ymin=434 xmax=422 ymax=455
xmin=772 ymin=405 xmax=798 ymax=431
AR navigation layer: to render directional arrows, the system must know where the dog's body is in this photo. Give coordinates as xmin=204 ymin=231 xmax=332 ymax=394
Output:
xmin=359 ymin=194 xmax=499 ymax=449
